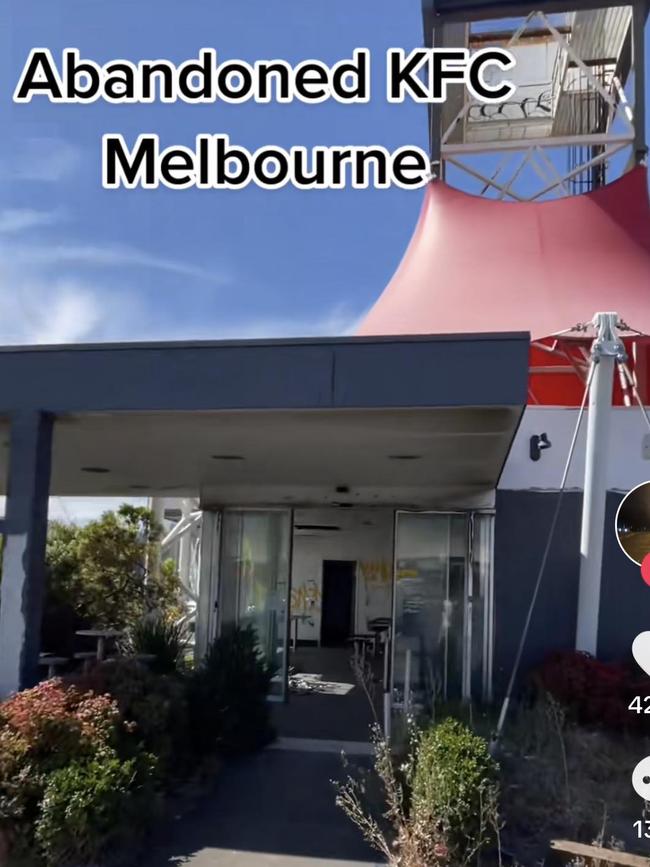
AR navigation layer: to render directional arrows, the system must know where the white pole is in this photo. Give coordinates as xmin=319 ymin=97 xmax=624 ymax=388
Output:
xmin=383 ymin=692 xmax=392 ymax=741
xmin=576 ymin=312 xmax=625 ymax=655
xmin=404 ymin=647 xmax=412 ymax=713
xmin=178 ymin=498 xmax=193 ymax=589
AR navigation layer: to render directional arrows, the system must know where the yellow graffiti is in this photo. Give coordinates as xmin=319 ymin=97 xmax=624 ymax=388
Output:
xmin=291 ymin=581 xmax=321 ymax=613
xmin=396 ymin=568 xmax=418 ymax=581
xmin=358 ymin=560 xmax=392 ymax=587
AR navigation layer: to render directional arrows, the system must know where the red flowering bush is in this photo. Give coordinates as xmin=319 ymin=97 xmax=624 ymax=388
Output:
xmin=0 ymin=679 xmax=120 ymax=766
xmin=532 ymin=650 xmax=650 ymax=731
xmin=0 ymin=679 xmax=152 ymax=864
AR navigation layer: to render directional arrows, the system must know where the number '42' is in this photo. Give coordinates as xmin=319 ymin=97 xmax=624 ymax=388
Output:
xmin=628 ymin=696 xmax=650 ymax=714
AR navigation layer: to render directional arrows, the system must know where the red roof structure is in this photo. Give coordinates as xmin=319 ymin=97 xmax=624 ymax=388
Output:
xmin=358 ymin=168 xmax=650 ymax=406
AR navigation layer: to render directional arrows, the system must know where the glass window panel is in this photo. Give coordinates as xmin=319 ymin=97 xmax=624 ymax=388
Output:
xmin=219 ymin=512 xmax=243 ymax=632
xmin=218 ymin=510 xmax=291 ymax=699
xmin=447 ymin=515 xmax=469 ymax=701
xmin=393 ymin=513 xmax=469 ymax=708
xmin=471 ymin=514 xmax=494 ymax=701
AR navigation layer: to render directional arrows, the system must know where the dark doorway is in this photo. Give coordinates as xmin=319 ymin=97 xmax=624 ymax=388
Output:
xmin=321 ymin=560 xmax=356 ymax=647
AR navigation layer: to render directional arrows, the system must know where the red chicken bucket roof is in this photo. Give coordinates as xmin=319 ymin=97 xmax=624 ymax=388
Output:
xmin=358 ymin=167 xmax=650 ymax=342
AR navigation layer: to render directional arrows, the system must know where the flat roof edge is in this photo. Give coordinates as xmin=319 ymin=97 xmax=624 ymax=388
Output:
xmin=0 ymin=331 xmax=531 ymax=354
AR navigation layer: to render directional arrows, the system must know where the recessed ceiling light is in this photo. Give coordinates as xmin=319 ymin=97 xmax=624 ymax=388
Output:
xmin=388 ymin=454 xmax=422 ymax=461
xmin=81 ymin=466 xmax=110 ymax=474
xmin=211 ymin=454 xmax=245 ymax=461
xmin=294 ymin=524 xmax=341 ymax=531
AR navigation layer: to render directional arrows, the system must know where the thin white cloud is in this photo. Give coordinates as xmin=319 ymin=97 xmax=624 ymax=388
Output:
xmin=27 ymin=283 xmax=103 ymax=344
xmin=185 ymin=305 xmax=361 ymax=340
xmin=0 ymin=229 xmax=358 ymax=345
xmin=0 ymin=264 xmax=360 ymax=346
xmin=0 ymin=208 xmax=62 ymax=234
xmin=0 ymin=276 xmax=98 ymax=345
xmin=9 ymin=243 xmax=228 ymax=284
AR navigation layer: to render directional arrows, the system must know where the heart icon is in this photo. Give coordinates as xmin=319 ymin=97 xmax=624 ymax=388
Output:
xmin=632 ymin=632 xmax=650 ymax=677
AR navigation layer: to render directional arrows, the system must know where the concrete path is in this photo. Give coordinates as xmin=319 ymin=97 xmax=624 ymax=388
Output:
xmin=144 ymin=745 xmax=381 ymax=867
xmin=273 ymin=648 xmax=380 ymax=742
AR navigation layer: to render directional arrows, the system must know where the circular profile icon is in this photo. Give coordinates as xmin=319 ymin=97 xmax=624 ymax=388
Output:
xmin=632 ymin=755 xmax=650 ymax=801
xmin=616 ymin=481 xmax=650 ymax=566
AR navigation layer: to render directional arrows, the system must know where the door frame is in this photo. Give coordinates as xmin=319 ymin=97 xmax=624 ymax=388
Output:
xmin=390 ymin=509 xmax=495 ymax=710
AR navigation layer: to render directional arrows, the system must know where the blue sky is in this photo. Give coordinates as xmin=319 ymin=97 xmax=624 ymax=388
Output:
xmin=1 ymin=4 xmax=647 ymax=347
xmin=1 ymin=0 xmax=429 ymax=345
xmin=1 ymin=2 xmax=647 ymax=522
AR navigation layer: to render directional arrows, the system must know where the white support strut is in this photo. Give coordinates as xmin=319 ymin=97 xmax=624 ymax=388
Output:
xmin=576 ymin=312 xmax=626 ymax=655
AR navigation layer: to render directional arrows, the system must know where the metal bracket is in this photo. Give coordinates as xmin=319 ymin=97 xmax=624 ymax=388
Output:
xmin=591 ymin=312 xmax=627 ymax=362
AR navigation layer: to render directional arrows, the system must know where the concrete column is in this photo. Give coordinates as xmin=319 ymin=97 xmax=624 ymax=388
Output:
xmin=0 ymin=411 xmax=53 ymax=696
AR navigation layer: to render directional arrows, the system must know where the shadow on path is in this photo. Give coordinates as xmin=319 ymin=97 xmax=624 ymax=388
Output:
xmin=274 ymin=648 xmax=380 ymax=742
xmin=144 ymin=748 xmax=380 ymax=866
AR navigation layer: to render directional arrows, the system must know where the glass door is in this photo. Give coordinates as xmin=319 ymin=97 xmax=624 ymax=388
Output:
xmin=217 ymin=509 xmax=293 ymax=700
xmin=391 ymin=511 xmax=493 ymax=711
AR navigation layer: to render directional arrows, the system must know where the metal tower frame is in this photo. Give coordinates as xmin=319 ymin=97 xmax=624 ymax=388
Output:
xmin=422 ymin=0 xmax=649 ymax=199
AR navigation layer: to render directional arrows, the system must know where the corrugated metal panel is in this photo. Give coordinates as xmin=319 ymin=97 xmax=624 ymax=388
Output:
xmin=569 ymin=6 xmax=631 ymax=65
xmin=431 ymin=0 xmax=631 ymax=20
xmin=552 ymin=6 xmax=631 ymax=136
xmin=437 ymin=6 xmax=632 ymax=145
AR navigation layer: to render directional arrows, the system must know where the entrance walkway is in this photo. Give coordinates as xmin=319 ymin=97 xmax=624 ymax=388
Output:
xmin=273 ymin=647 xmax=381 ymax=742
xmin=144 ymin=745 xmax=380 ymax=866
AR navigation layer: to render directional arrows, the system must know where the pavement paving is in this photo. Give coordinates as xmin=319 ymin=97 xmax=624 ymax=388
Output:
xmin=143 ymin=745 xmax=381 ymax=867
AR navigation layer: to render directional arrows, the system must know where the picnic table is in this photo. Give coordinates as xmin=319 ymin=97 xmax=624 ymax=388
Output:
xmin=38 ymin=655 xmax=69 ymax=678
xmin=75 ymin=628 xmax=123 ymax=661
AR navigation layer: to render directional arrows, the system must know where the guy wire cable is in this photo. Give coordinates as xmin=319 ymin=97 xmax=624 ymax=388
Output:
xmin=619 ymin=359 xmax=650 ymax=434
xmin=489 ymin=358 xmax=596 ymax=754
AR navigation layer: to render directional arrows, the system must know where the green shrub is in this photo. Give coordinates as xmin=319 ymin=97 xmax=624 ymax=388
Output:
xmin=71 ymin=659 xmax=191 ymax=779
xmin=45 ymin=506 xmax=182 ymax=633
xmin=187 ymin=624 xmax=276 ymax=756
xmin=412 ymin=718 xmax=499 ymax=864
xmin=125 ymin=616 xmax=190 ymax=675
xmin=35 ymin=749 xmax=158 ymax=866
xmin=0 ymin=729 xmax=42 ymax=855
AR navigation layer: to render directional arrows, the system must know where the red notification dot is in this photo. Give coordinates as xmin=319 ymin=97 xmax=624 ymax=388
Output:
xmin=641 ymin=554 xmax=650 ymax=586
